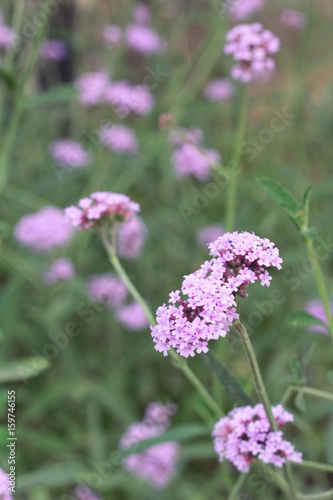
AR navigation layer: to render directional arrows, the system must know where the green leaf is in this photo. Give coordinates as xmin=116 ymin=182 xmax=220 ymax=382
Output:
xmin=302 ymin=185 xmax=313 ymax=227
xmin=257 ymin=177 xmax=300 ymax=217
xmin=289 ymin=354 xmax=303 ymax=385
xmin=0 ymin=68 xmax=16 ymax=90
xmin=0 ymin=357 xmax=50 ymax=383
xmin=25 ymin=85 xmax=79 ymax=108
xmin=205 ymin=351 xmax=253 ymax=406
xmin=295 ymin=391 xmax=306 ymax=412
xmin=300 ymin=227 xmax=317 ymax=240
xmin=17 ymin=463 xmax=85 ymax=490
xmin=287 ymin=311 xmax=327 ymax=329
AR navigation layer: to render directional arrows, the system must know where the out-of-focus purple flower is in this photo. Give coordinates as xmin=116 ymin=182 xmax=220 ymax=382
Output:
xmin=14 ymin=206 xmax=73 ymax=253
xmin=65 ymin=192 xmax=140 ymax=231
xmin=172 ymin=144 xmax=220 ymax=181
xmin=40 ymin=39 xmax=69 ymax=61
xmin=213 ymin=404 xmax=302 ymax=472
xmin=49 ymin=139 xmax=90 ymax=168
xmin=227 ymin=0 xmax=265 ymax=22
xmin=168 ymin=127 xmax=204 ymax=147
xmin=224 ymin=23 xmax=280 ymax=83
xmin=117 ymin=215 xmax=147 ymax=260
xmin=119 ymin=403 xmax=180 ymax=489
xmin=203 ymin=78 xmax=234 ymax=102
xmin=144 ymin=402 xmax=177 ymax=427
xmin=0 ymin=468 xmax=13 ymax=500
xmin=87 ymin=274 xmax=128 ymax=309
xmin=281 ymin=9 xmax=307 ymax=31
xmin=43 ymin=258 xmax=75 ymax=285
xmin=103 ymin=24 xmax=122 ymax=47
xmin=116 ymin=301 xmax=149 ymax=330
xmin=74 ymin=485 xmax=101 ymax=500
xmin=75 ymin=71 xmax=110 ymax=106
xmin=197 ymin=224 xmax=225 ymax=246
xmin=105 ymin=80 xmax=154 ymax=116
xmin=125 ymin=24 xmax=167 ymax=55
xmin=133 ymin=3 xmax=152 ymax=24
xmin=0 ymin=14 xmax=16 ymax=50
xmin=304 ymin=300 xmax=331 ymax=335
xmin=99 ymin=124 xmax=138 ymax=156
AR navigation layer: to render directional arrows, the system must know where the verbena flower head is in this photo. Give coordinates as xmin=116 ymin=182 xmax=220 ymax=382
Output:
xmin=224 ymin=23 xmax=280 ymax=82
xmin=87 ymin=274 xmax=128 ymax=309
xmin=133 ymin=2 xmax=151 ymax=24
xmin=40 ymin=39 xmax=68 ymax=61
xmin=43 ymin=258 xmax=75 ymax=285
xmin=99 ymin=124 xmax=138 ymax=156
xmin=0 ymin=14 xmax=16 ymax=50
xmin=117 ymin=215 xmax=147 ymax=260
xmin=14 ymin=206 xmax=73 ymax=253
xmin=281 ymin=9 xmax=307 ymax=31
xmin=168 ymin=127 xmax=204 ymax=147
xmin=119 ymin=402 xmax=180 ymax=489
xmin=305 ymin=299 xmax=331 ymax=335
xmin=105 ymin=80 xmax=154 ymax=117
xmin=49 ymin=139 xmax=90 ymax=168
xmin=125 ymin=24 xmax=167 ymax=55
xmin=116 ymin=301 xmax=149 ymax=330
xmin=203 ymin=78 xmax=234 ymax=102
xmin=0 ymin=468 xmax=13 ymax=500
xmin=213 ymin=404 xmax=302 ymax=472
xmin=103 ymin=24 xmax=122 ymax=47
xmin=172 ymin=144 xmax=220 ymax=181
xmin=74 ymin=485 xmax=101 ymax=500
xmin=227 ymin=0 xmax=265 ymax=22
xmin=75 ymin=71 xmax=110 ymax=106
xmin=197 ymin=224 xmax=225 ymax=246
xmin=65 ymin=192 xmax=140 ymax=230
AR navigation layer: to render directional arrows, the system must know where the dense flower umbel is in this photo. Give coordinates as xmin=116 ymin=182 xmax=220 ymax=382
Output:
xmin=116 ymin=301 xmax=149 ymax=330
xmin=43 ymin=258 xmax=75 ymax=285
xmin=87 ymin=274 xmax=128 ymax=309
xmin=224 ymin=23 xmax=280 ymax=82
xmin=281 ymin=9 xmax=307 ymax=31
xmin=117 ymin=215 xmax=147 ymax=260
xmin=125 ymin=24 xmax=167 ymax=55
xmin=99 ymin=124 xmax=138 ymax=156
xmin=105 ymin=80 xmax=154 ymax=117
xmin=0 ymin=12 xmax=16 ymax=50
xmin=65 ymin=192 xmax=140 ymax=230
xmin=49 ymin=139 xmax=90 ymax=168
xmin=305 ymin=299 xmax=331 ymax=335
xmin=119 ymin=403 xmax=180 ymax=489
xmin=172 ymin=144 xmax=220 ymax=181
xmin=0 ymin=468 xmax=13 ymax=499
xmin=103 ymin=24 xmax=123 ymax=47
xmin=227 ymin=0 xmax=265 ymax=22
xmin=203 ymin=78 xmax=234 ymax=102
xmin=75 ymin=71 xmax=110 ymax=106
xmin=40 ymin=39 xmax=68 ymax=61
xmin=213 ymin=404 xmax=302 ymax=472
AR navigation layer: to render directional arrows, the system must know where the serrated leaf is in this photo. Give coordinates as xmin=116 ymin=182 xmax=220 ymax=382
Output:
xmin=287 ymin=311 xmax=327 ymax=329
xmin=25 ymin=85 xmax=79 ymax=107
xmin=0 ymin=357 xmax=50 ymax=383
xmin=257 ymin=177 xmax=300 ymax=217
xmin=205 ymin=351 xmax=253 ymax=406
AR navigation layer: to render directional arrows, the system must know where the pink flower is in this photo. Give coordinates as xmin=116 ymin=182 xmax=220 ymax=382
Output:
xmin=116 ymin=301 xmax=149 ymax=330
xmin=0 ymin=13 xmax=16 ymax=50
xmin=304 ymin=300 xmax=331 ymax=335
xmin=65 ymin=192 xmax=140 ymax=230
xmin=99 ymin=124 xmax=138 ymax=156
xmin=168 ymin=127 xmax=204 ymax=147
xmin=227 ymin=0 xmax=265 ymax=22
xmin=224 ymin=23 xmax=280 ymax=83
xmin=172 ymin=144 xmax=220 ymax=181
xmin=117 ymin=215 xmax=147 ymax=260
xmin=43 ymin=258 xmax=75 ymax=285
xmin=75 ymin=71 xmax=110 ymax=106
xmin=197 ymin=224 xmax=225 ymax=246
xmin=281 ymin=9 xmax=307 ymax=31
xmin=74 ymin=485 xmax=101 ymax=500
xmin=133 ymin=3 xmax=151 ymax=24
xmin=105 ymin=80 xmax=154 ymax=116
xmin=119 ymin=403 xmax=180 ymax=489
xmin=203 ymin=78 xmax=234 ymax=102
xmin=14 ymin=206 xmax=73 ymax=253
xmin=87 ymin=274 xmax=127 ymax=308
xmin=0 ymin=468 xmax=13 ymax=500
xmin=125 ymin=24 xmax=167 ymax=55
xmin=49 ymin=139 xmax=90 ymax=168
xmin=213 ymin=404 xmax=302 ymax=472
xmin=103 ymin=24 xmax=122 ymax=47
xmin=40 ymin=39 xmax=68 ymax=61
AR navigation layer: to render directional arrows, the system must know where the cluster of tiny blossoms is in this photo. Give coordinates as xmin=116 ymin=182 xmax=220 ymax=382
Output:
xmin=0 ymin=11 xmax=16 ymax=51
xmin=0 ymin=468 xmax=13 ymax=500
xmin=227 ymin=0 xmax=265 ymax=22
xmin=99 ymin=124 xmax=138 ymax=156
xmin=151 ymin=232 xmax=282 ymax=357
xmin=213 ymin=404 xmax=302 ymax=472
xmin=224 ymin=23 xmax=280 ymax=82
xmin=43 ymin=258 xmax=75 ymax=285
xmin=116 ymin=301 xmax=149 ymax=331
xmin=203 ymin=78 xmax=234 ymax=102
xmin=117 ymin=215 xmax=147 ymax=260
xmin=87 ymin=274 xmax=128 ymax=309
xmin=119 ymin=402 xmax=180 ymax=489
xmin=65 ymin=192 xmax=140 ymax=231
xmin=40 ymin=39 xmax=68 ymax=61
xmin=49 ymin=139 xmax=90 ymax=169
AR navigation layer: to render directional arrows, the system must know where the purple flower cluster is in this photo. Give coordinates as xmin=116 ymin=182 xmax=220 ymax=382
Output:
xmin=305 ymin=299 xmax=331 ymax=335
xmin=119 ymin=402 xmax=180 ymax=489
xmin=99 ymin=124 xmax=138 ymax=156
xmin=203 ymin=78 xmax=234 ymax=102
xmin=103 ymin=24 xmax=122 ymax=47
xmin=74 ymin=485 xmax=101 ymax=500
xmin=0 ymin=12 xmax=16 ymax=50
xmin=116 ymin=301 xmax=149 ymax=331
xmin=170 ymin=127 xmax=221 ymax=181
xmin=0 ymin=468 xmax=13 ymax=500
xmin=213 ymin=404 xmax=302 ymax=472
xmin=75 ymin=71 xmax=110 ymax=107
xmin=224 ymin=23 xmax=280 ymax=82
xmin=117 ymin=215 xmax=147 ymax=260
xmin=281 ymin=9 xmax=307 ymax=31
xmin=43 ymin=258 xmax=75 ymax=285
xmin=197 ymin=224 xmax=225 ymax=246
xmin=49 ymin=139 xmax=90 ymax=168
xmin=14 ymin=206 xmax=73 ymax=253
xmin=105 ymin=80 xmax=154 ymax=117
xmin=40 ymin=39 xmax=69 ymax=61
xmin=125 ymin=24 xmax=167 ymax=55
xmin=151 ymin=231 xmax=282 ymax=357
xmin=227 ymin=0 xmax=265 ymax=22
xmin=65 ymin=192 xmax=140 ymax=230
xmin=87 ymin=274 xmax=128 ymax=309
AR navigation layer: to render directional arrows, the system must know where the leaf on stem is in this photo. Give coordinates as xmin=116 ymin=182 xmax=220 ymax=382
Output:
xmin=256 ymin=177 xmax=300 ymax=219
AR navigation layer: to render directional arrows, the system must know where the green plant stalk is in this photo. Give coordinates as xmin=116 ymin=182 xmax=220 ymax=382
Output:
xmin=225 ymin=86 xmax=248 ymax=232
xmin=297 ymin=490 xmax=333 ymax=500
xmin=227 ymin=473 xmax=248 ymax=500
xmin=100 ymin=230 xmax=223 ymax=420
xmin=297 ymin=461 xmax=333 ymax=474
xmin=305 ymin=238 xmax=333 ymax=341
xmin=280 ymin=385 xmax=333 ymax=406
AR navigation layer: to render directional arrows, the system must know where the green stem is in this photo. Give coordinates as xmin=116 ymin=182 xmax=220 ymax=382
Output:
xmin=225 ymin=86 xmax=248 ymax=232
xmin=305 ymin=238 xmax=333 ymax=341
xmin=297 ymin=461 xmax=333 ymax=474
xmin=281 ymin=385 xmax=333 ymax=406
xmin=297 ymin=490 xmax=333 ymax=500
xmin=227 ymin=474 xmax=248 ymax=500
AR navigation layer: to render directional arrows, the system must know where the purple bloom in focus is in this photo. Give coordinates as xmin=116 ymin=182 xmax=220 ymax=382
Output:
xmin=0 ymin=468 xmax=13 ymax=500
xmin=65 ymin=192 xmax=140 ymax=231
xmin=43 ymin=258 xmax=75 ymax=285
xmin=305 ymin=299 xmax=331 ymax=335
xmin=75 ymin=71 xmax=110 ymax=106
xmin=40 ymin=39 xmax=68 ymax=61
xmin=14 ymin=206 xmax=73 ymax=253
xmin=116 ymin=301 xmax=149 ymax=330
xmin=213 ymin=404 xmax=302 ymax=472
xmin=119 ymin=403 xmax=180 ymax=489
xmin=117 ymin=215 xmax=147 ymax=260
xmin=281 ymin=9 xmax=307 ymax=31
xmin=172 ymin=144 xmax=220 ymax=181
xmin=224 ymin=23 xmax=280 ymax=83
xmin=125 ymin=24 xmax=167 ymax=55
xmin=74 ymin=485 xmax=101 ymax=500
xmin=168 ymin=127 xmax=204 ymax=147
xmin=99 ymin=124 xmax=138 ymax=156
xmin=87 ymin=274 xmax=128 ymax=309
xmin=49 ymin=139 xmax=90 ymax=168
xmin=103 ymin=24 xmax=122 ymax=47
xmin=227 ymin=0 xmax=265 ymax=22
xmin=105 ymin=80 xmax=154 ymax=117
xmin=133 ymin=3 xmax=152 ymax=24
xmin=203 ymin=78 xmax=234 ymax=102
xmin=197 ymin=224 xmax=225 ymax=246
